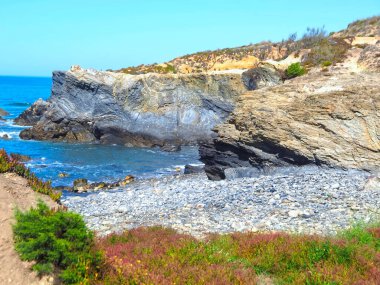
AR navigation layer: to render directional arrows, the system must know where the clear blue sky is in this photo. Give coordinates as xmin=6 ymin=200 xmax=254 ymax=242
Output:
xmin=0 ymin=0 xmax=379 ymax=76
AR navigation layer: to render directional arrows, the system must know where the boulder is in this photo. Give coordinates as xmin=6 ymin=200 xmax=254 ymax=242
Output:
xmin=241 ymin=64 xmax=282 ymax=90
xmin=184 ymin=164 xmax=205 ymax=175
xmin=73 ymin=178 xmax=89 ymax=192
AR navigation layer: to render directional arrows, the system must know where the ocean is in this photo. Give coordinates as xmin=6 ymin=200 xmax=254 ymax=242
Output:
xmin=0 ymin=76 xmax=201 ymax=186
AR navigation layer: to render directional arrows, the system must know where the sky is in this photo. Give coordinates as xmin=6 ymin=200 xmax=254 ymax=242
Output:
xmin=0 ymin=0 xmax=379 ymax=76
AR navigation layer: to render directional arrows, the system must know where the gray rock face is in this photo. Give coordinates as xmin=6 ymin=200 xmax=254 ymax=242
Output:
xmin=17 ymin=67 xmax=251 ymax=147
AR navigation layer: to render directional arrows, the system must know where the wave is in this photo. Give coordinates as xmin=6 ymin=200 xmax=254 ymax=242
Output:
xmin=0 ymin=131 xmax=20 ymax=139
xmin=3 ymin=120 xmax=26 ymax=128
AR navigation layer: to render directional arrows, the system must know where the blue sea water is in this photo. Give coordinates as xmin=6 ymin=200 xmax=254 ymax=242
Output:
xmin=0 ymin=76 xmax=201 ymax=186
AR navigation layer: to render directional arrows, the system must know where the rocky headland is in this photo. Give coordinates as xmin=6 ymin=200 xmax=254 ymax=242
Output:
xmin=16 ymin=66 xmax=282 ymax=148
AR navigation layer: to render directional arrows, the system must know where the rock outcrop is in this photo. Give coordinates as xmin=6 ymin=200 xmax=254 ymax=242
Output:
xmin=0 ymin=108 xmax=9 ymax=117
xmin=200 ymin=70 xmax=380 ymax=180
xmin=17 ymin=65 xmax=281 ymax=148
xmin=14 ymin=99 xmax=50 ymax=126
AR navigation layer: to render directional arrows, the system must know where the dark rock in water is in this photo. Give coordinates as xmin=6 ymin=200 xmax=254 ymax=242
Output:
xmin=0 ymin=116 xmax=5 ymax=121
xmin=10 ymin=153 xmax=32 ymax=162
xmin=91 ymin=182 xmax=107 ymax=191
xmin=14 ymin=99 xmax=50 ymax=126
xmin=1 ymin=134 xmax=9 ymax=140
xmin=70 ymin=175 xmax=135 ymax=193
xmin=0 ymin=108 xmax=9 ymax=117
xmin=15 ymin=66 xmax=249 ymax=147
xmin=117 ymin=175 xmax=135 ymax=186
xmin=74 ymin=178 xmax=88 ymax=186
xmin=53 ymin=185 xmax=72 ymax=191
xmin=161 ymin=144 xmax=182 ymax=152
xmin=184 ymin=164 xmax=205 ymax=175
xmin=73 ymin=178 xmax=89 ymax=192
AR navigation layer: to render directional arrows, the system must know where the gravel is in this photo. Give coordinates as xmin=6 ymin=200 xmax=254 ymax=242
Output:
xmin=61 ymin=168 xmax=380 ymax=238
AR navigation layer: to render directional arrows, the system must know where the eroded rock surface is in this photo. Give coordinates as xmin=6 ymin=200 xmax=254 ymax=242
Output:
xmin=200 ymin=71 xmax=380 ymax=180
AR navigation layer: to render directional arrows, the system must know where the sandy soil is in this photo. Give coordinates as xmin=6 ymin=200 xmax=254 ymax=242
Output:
xmin=0 ymin=173 xmax=58 ymax=285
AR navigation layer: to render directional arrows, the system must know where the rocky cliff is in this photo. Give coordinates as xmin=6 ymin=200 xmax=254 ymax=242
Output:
xmin=16 ymin=66 xmax=281 ymax=148
xmin=200 ymin=47 xmax=380 ymax=179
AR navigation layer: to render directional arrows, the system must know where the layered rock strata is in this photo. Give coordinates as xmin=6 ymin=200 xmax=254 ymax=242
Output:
xmin=200 ymin=70 xmax=380 ymax=180
xmin=16 ymin=66 xmax=281 ymax=148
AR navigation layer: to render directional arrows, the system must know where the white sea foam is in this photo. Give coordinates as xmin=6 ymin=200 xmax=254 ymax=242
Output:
xmin=0 ymin=131 xmax=19 ymax=138
xmin=4 ymin=120 xmax=26 ymax=128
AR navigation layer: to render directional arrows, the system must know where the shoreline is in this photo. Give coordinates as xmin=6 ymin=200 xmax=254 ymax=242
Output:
xmin=61 ymin=167 xmax=380 ymax=238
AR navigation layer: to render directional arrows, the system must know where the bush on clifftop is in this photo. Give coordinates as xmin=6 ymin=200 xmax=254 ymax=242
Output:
xmin=285 ymin=62 xmax=306 ymax=78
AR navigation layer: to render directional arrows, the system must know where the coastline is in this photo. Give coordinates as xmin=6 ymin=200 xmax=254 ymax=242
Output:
xmin=61 ymin=167 xmax=379 ymax=238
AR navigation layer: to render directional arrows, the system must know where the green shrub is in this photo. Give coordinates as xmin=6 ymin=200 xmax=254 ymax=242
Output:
xmin=13 ymin=201 xmax=103 ymax=284
xmin=285 ymin=63 xmax=306 ymax=78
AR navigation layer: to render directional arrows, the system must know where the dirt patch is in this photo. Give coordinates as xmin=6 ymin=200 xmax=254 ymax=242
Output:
xmin=0 ymin=173 xmax=58 ymax=285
